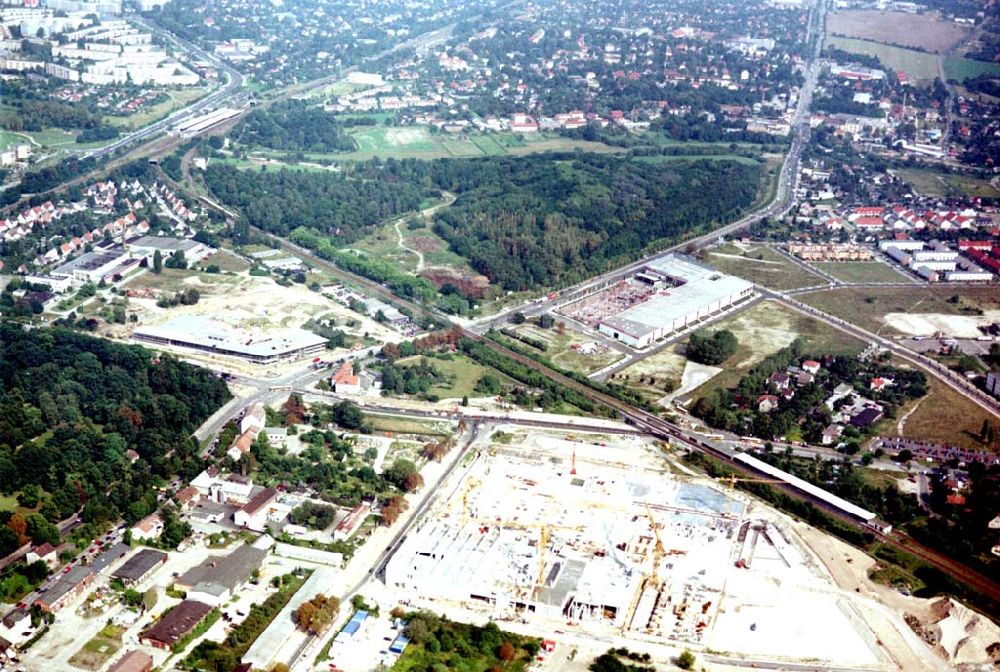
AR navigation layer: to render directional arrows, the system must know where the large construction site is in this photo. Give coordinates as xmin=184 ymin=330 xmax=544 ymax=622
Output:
xmin=384 ymin=429 xmax=941 ymax=669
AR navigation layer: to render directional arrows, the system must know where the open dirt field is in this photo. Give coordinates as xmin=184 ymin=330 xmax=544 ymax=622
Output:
xmin=123 ymin=268 xmax=397 ymax=353
xmin=883 ymin=312 xmax=1000 ymax=338
xmin=828 ymin=10 xmax=969 ymax=52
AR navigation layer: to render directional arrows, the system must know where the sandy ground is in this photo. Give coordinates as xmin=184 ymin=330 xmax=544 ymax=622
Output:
xmin=792 ymin=524 xmax=994 ymax=671
xmin=883 ymin=311 xmax=1000 ymax=338
xmin=663 ymin=360 xmax=722 ymax=404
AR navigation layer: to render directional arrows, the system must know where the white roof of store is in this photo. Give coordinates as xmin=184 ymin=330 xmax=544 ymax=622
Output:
xmin=134 ymin=315 xmax=326 ymax=357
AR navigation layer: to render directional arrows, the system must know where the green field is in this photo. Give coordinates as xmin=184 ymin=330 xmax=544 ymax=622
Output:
xmin=704 ymin=244 xmax=826 ymax=291
xmin=895 ymin=168 xmax=1000 ymax=199
xmin=397 ymin=353 xmax=492 ymax=400
xmin=944 ymin=57 xmax=1000 ymax=82
xmin=811 ymin=261 xmax=910 ymax=284
xmin=365 ymin=413 xmax=453 ymax=436
xmin=893 ymin=373 xmax=998 ymax=450
xmin=0 ymin=130 xmax=33 ymax=150
xmin=330 ymin=127 xmax=625 ymax=161
xmin=827 ymin=36 xmax=939 ymax=81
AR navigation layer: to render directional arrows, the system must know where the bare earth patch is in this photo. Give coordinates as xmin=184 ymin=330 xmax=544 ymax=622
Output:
xmin=828 ymin=10 xmax=969 ymax=52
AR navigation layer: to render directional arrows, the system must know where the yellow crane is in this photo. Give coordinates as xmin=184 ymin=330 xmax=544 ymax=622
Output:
xmin=643 ymin=503 xmax=666 ymax=589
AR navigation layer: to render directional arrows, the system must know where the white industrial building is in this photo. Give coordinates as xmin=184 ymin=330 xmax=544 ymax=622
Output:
xmin=596 ymin=255 xmax=755 ymax=349
xmin=49 ymin=247 xmax=141 ymax=286
xmin=125 ymin=235 xmax=213 ymax=264
xmin=133 ymin=315 xmax=328 ymax=364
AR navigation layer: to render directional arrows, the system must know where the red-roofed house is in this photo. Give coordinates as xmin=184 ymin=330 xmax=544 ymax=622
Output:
xmin=332 ymin=361 xmax=361 ymax=395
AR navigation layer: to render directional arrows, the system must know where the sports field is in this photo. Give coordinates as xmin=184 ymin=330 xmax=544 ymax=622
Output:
xmin=827 ymin=36 xmax=938 ymax=82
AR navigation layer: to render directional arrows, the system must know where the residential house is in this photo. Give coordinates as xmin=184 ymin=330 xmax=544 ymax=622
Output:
xmin=140 ymin=600 xmax=213 ymax=650
xmin=240 ymin=402 xmax=265 ymax=435
xmin=769 ymin=372 xmax=790 ymax=391
xmin=130 ymin=513 xmax=163 ymax=542
xmin=332 ymin=361 xmax=361 ymax=395
xmin=25 ymin=542 xmax=59 ymax=569
xmin=757 ymin=394 xmax=779 ymax=413
xmin=234 ymin=487 xmax=279 ymax=532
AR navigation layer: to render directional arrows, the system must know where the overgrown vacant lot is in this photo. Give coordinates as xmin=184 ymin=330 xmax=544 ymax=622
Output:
xmin=895 ymin=168 xmax=1000 ymax=199
xmin=798 ymin=287 xmax=1000 ymax=336
xmin=892 ymin=373 xmax=998 ymax=451
xmin=828 ymin=10 xmax=968 ymax=52
xmin=812 ymin=261 xmax=909 ymax=284
xmin=703 ymin=243 xmax=824 ymax=291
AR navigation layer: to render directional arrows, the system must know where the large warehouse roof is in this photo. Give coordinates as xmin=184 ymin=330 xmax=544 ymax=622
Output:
xmin=133 ymin=315 xmax=327 ymax=359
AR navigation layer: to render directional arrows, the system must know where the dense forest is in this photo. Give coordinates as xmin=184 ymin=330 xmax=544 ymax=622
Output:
xmin=0 ymin=324 xmax=231 ymax=557
xmin=232 ymin=101 xmax=356 ymax=153
xmin=203 ymin=163 xmax=426 ymax=242
xmin=430 ymin=155 xmax=760 ymax=289
xmin=207 ymin=154 xmax=759 ymax=293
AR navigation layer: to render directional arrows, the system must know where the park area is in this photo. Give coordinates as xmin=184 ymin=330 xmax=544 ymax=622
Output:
xmin=703 ymin=243 xmax=824 ymax=291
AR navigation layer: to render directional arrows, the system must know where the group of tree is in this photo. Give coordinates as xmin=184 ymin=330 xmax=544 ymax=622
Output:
xmin=379 ymin=358 xmax=444 ymax=398
xmin=289 ymin=501 xmax=338 ymax=530
xmin=379 ymin=494 xmax=409 ymax=526
xmin=205 ymin=154 xmax=759 ymax=298
xmin=429 ymin=154 xmax=760 ymax=290
xmin=401 ymin=610 xmax=539 ymax=668
xmin=232 ymin=101 xmax=356 ymax=152
xmin=294 ymin=593 xmax=340 ymax=634
xmin=421 ymin=435 xmax=457 ymax=462
xmin=383 ymin=459 xmax=424 ymax=492
xmin=685 ymin=329 xmax=738 ymax=365
xmin=155 ymin=288 xmax=200 ymax=308
xmin=0 ymin=324 xmax=231 ymax=559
